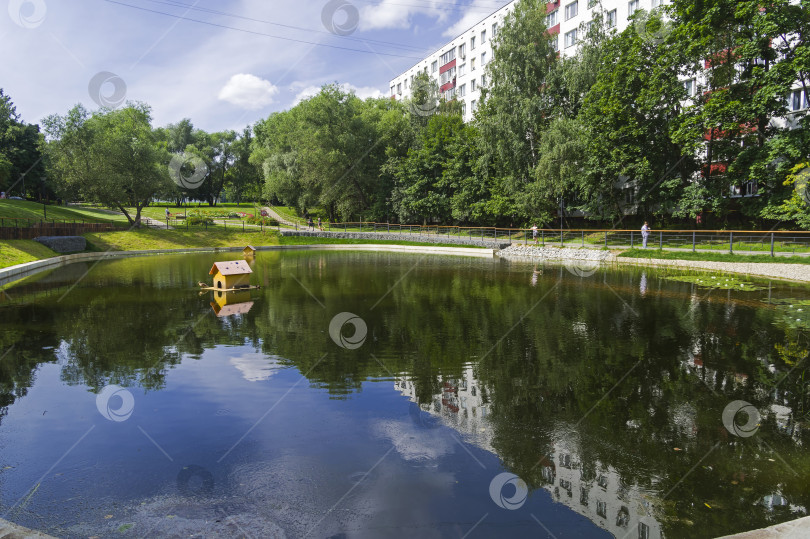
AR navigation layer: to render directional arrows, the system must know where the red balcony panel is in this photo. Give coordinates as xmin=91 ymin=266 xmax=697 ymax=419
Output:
xmin=440 ymin=81 xmax=456 ymax=93
xmin=547 ymin=23 xmax=560 ymax=36
xmin=439 ymin=59 xmax=456 ymax=74
xmin=702 ymin=163 xmax=728 ymax=177
xmin=546 ymin=1 xmax=559 ymax=14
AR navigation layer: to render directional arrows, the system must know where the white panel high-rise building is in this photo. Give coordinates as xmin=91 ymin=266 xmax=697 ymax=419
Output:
xmin=389 ymin=0 xmax=653 ymax=122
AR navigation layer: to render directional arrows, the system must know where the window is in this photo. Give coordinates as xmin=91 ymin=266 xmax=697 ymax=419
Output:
xmin=481 ymin=51 xmax=486 ymax=64
xmin=404 ymin=79 xmax=408 ymax=89
xmin=461 ymin=101 xmax=467 ymax=117
xmin=651 ymin=0 xmax=662 ymax=6
xmin=471 ymin=99 xmax=477 ymax=110
xmin=580 ymin=488 xmax=590 ymax=506
xmin=624 ymin=188 xmax=635 ymax=204
xmin=597 ymin=475 xmax=608 ymax=489
xmin=684 ymin=78 xmax=697 ymax=97
xmin=564 ymin=29 xmax=577 ymax=48
xmin=471 ymin=79 xmax=477 ymax=92
xmin=459 ymin=63 xmax=466 ymax=76
xmin=481 ymin=29 xmax=486 ymax=43
xmin=431 ymin=60 xmax=438 ymax=73
xmin=471 ymin=57 xmax=476 ymax=71
xmin=550 ymin=36 xmax=559 ymax=52
xmin=596 ymin=501 xmax=607 ymax=518
xmin=546 ymin=10 xmax=558 ymax=27
xmin=481 ymin=75 xmax=486 ymax=87
xmin=471 ymin=35 xmax=476 ymax=49
xmin=440 ymin=48 xmax=456 ymax=65
xmin=628 ymin=0 xmax=640 ymax=16
xmin=639 ymin=522 xmax=651 ymax=539
xmin=565 ymin=1 xmax=578 ymax=20
xmin=607 ymin=9 xmax=617 ymax=27
xmin=492 ymin=22 xmax=498 ymax=36
xmin=440 ymin=67 xmax=456 ymax=85
xmin=790 ymin=89 xmax=806 ymax=111
xmin=459 ymin=83 xmax=466 ymax=97
xmin=616 ymin=507 xmax=630 ymax=527
xmin=458 ymin=43 xmax=466 ymax=59
xmin=397 ymin=83 xmax=402 ymax=94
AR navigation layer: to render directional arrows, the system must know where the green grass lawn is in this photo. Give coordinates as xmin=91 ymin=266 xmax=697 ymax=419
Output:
xmin=0 ymin=240 xmax=58 ymax=267
xmin=0 ymin=199 xmax=124 ymax=222
xmin=83 ymin=228 xmax=281 ymax=252
xmin=619 ymin=248 xmax=810 ymax=264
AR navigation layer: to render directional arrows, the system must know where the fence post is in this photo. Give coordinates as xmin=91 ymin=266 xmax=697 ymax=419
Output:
xmin=659 ymin=231 xmax=662 ymax=250
xmin=560 ymin=229 xmax=563 ymax=247
xmin=729 ymin=231 xmax=733 ymax=254
xmin=692 ymin=231 xmax=696 ymax=252
xmin=604 ymin=231 xmax=608 ymax=249
xmin=541 ymin=230 xmax=544 ymax=246
xmin=582 ymin=230 xmax=585 ymax=247
xmin=631 ymin=231 xmax=634 ymax=248
xmin=770 ymin=233 xmax=775 ymax=257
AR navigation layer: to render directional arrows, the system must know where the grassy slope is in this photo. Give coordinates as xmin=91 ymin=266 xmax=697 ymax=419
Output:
xmin=0 ymin=200 xmax=124 ymax=222
xmin=618 ymin=248 xmax=810 ymax=265
xmin=83 ymin=228 xmax=281 ymax=251
xmin=0 ymin=240 xmax=58 ymax=267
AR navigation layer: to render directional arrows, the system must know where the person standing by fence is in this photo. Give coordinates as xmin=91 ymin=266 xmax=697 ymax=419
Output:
xmin=641 ymin=221 xmax=651 ymax=249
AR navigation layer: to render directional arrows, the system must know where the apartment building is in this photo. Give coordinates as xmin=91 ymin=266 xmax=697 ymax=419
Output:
xmin=389 ymin=0 xmax=659 ymax=122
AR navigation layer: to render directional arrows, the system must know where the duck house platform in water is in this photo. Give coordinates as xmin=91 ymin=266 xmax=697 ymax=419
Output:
xmin=209 ymin=260 xmax=252 ymax=290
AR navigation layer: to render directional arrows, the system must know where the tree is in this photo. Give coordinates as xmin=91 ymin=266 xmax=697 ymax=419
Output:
xmin=43 ymin=103 xmax=171 ymax=227
xmin=474 ymin=0 xmax=559 ymax=225
xmin=0 ymin=89 xmax=45 ymax=198
xmin=578 ymin=9 xmax=693 ymax=223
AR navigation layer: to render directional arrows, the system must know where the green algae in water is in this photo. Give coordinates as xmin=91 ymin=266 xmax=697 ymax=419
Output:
xmin=665 ymin=274 xmax=767 ymax=291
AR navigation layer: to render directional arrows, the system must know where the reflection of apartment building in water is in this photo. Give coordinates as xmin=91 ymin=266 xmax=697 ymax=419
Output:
xmin=394 ymin=365 xmax=664 ymax=539
xmin=389 ymin=0 xmax=648 ymax=123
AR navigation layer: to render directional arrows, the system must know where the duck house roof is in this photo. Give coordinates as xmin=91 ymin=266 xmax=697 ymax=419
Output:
xmin=209 ymin=260 xmax=253 ymax=276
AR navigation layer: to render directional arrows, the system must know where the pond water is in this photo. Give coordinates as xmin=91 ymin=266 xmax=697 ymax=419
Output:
xmin=0 ymin=251 xmax=808 ymax=538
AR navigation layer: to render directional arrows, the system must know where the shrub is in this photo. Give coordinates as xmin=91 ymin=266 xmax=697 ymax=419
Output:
xmin=246 ymin=216 xmax=279 ymax=226
xmin=186 ymin=214 xmax=214 ymax=226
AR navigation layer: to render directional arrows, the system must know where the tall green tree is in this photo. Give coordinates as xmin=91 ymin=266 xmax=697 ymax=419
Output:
xmin=43 ymin=103 xmax=171 ymax=226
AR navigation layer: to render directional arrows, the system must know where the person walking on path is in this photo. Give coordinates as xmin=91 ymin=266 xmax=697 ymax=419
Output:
xmin=641 ymin=221 xmax=651 ymax=249
xmin=165 ymin=207 xmax=171 ymax=220
xmin=531 ymin=225 xmax=538 ymax=245
xmin=317 ymin=217 xmax=323 ymax=231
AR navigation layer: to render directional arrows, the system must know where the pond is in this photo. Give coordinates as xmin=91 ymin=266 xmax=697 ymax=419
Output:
xmin=0 ymin=251 xmax=808 ymax=538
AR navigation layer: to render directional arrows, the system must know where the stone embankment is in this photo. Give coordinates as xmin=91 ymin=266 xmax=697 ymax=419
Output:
xmin=281 ymin=230 xmax=511 ymax=249
xmin=496 ymin=244 xmax=614 ymax=262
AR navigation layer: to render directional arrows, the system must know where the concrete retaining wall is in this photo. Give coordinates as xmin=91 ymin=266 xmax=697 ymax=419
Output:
xmin=281 ymin=230 xmax=511 ymax=249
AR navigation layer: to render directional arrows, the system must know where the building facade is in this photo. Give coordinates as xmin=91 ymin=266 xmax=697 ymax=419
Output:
xmin=389 ymin=0 xmax=658 ymax=122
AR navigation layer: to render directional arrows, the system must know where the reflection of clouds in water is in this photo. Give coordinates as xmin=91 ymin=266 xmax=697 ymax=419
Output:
xmin=373 ymin=418 xmax=455 ymax=462
xmin=229 ymin=352 xmax=282 ymax=382
xmin=74 ymin=453 xmax=455 ymax=538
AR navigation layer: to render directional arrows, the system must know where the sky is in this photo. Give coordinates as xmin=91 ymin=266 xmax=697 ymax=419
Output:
xmin=1 ymin=0 xmax=511 ymax=133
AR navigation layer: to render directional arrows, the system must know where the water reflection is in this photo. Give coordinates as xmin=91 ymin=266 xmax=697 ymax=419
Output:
xmin=0 ymin=251 xmax=808 ymax=538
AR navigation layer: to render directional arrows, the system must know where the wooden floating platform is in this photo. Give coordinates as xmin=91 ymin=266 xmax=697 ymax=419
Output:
xmin=198 ymin=285 xmax=260 ymax=292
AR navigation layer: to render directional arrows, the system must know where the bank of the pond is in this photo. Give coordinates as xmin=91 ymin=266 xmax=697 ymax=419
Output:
xmin=496 ymin=244 xmax=810 ymax=283
xmin=0 ymin=517 xmax=57 ymax=538
xmin=0 ymin=243 xmax=494 ymax=286
xmin=615 ymin=255 xmax=810 ymax=283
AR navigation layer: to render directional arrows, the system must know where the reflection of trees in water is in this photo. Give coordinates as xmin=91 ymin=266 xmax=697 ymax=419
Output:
xmin=1 ymin=254 xmax=808 ymax=536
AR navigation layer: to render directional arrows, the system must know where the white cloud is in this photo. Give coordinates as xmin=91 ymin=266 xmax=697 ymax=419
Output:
xmin=443 ymin=0 xmax=501 ymax=37
xmin=228 ymin=352 xmax=282 ymax=382
xmin=218 ymin=73 xmax=279 ymax=110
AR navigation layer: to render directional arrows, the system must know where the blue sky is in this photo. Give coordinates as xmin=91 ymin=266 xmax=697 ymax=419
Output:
xmin=1 ymin=0 xmax=510 ymax=132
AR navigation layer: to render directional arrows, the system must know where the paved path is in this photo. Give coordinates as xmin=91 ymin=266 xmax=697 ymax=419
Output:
xmin=261 ymin=206 xmax=297 ymax=228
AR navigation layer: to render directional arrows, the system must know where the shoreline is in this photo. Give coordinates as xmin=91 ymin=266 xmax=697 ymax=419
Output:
xmin=2 ymin=242 xmax=809 ymax=288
